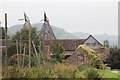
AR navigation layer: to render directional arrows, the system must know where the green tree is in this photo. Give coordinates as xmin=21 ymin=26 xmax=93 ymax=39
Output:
xmin=0 ymin=27 xmax=5 ymax=39
xmin=11 ymin=27 xmax=40 ymax=53
xmin=103 ymin=40 xmax=110 ymax=48
xmin=51 ymin=43 xmax=65 ymax=63
xmin=7 ymin=42 xmax=16 ymax=58
xmin=9 ymin=27 xmax=45 ymax=66
xmin=106 ymin=48 xmax=120 ymax=69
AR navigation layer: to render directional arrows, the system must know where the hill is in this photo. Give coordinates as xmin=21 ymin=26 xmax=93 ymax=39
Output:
xmin=8 ymin=23 xmax=77 ymax=39
xmin=8 ymin=23 xmax=118 ymax=47
xmin=72 ymin=32 xmax=118 ymax=47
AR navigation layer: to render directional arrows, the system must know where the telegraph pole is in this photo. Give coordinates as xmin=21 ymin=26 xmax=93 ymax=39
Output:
xmin=19 ymin=12 xmax=32 ymax=67
xmin=20 ymin=32 xmax=22 ymax=68
xmin=5 ymin=13 xmax=8 ymax=68
xmin=28 ymin=23 xmax=32 ymax=67
xmin=16 ymin=40 xmax=20 ymax=68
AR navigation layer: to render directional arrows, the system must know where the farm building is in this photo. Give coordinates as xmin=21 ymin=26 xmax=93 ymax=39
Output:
xmin=40 ymin=12 xmax=109 ymax=64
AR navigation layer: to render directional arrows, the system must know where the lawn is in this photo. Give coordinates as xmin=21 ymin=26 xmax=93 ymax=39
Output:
xmin=99 ymin=69 xmax=120 ymax=78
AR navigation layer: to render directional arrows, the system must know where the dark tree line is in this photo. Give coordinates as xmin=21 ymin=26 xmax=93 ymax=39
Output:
xmin=106 ymin=48 xmax=120 ymax=69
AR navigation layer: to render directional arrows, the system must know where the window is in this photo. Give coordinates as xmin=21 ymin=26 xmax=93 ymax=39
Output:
xmin=91 ymin=43 xmax=96 ymax=47
xmin=2 ymin=41 xmax=5 ymax=46
xmin=77 ymin=54 xmax=84 ymax=64
xmin=86 ymin=43 xmax=90 ymax=46
xmin=0 ymin=41 xmax=5 ymax=46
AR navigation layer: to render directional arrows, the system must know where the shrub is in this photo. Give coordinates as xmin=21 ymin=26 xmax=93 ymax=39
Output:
xmin=3 ymin=64 xmax=104 ymax=79
xmin=84 ymin=68 xmax=102 ymax=79
xmin=51 ymin=43 xmax=65 ymax=63
xmin=78 ymin=45 xmax=104 ymax=69
xmin=78 ymin=64 xmax=89 ymax=71
xmin=106 ymin=48 xmax=120 ymax=69
xmin=74 ymin=70 xmax=85 ymax=78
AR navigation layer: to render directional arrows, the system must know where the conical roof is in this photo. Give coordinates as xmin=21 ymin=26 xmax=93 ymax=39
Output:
xmin=40 ymin=12 xmax=56 ymax=40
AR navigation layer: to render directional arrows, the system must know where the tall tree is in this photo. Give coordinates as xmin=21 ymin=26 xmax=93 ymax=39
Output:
xmin=10 ymin=27 xmax=41 ymax=66
xmin=103 ymin=40 xmax=110 ymax=48
xmin=12 ymin=27 xmax=38 ymax=52
xmin=51 ymin=43 xmax=65 ymax=63
xmin=106 ymin=48 xmax=120 ymax=69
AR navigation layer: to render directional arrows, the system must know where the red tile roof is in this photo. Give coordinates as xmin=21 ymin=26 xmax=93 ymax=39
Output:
xmin=44 ymin=39 xmax=85 ymax=51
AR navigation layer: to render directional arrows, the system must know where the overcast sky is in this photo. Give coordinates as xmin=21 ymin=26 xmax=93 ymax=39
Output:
xmin=0 ymin=0 xmax=118 ymax=35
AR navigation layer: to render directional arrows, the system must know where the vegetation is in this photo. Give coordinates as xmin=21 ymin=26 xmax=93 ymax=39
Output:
xmin=11 ymin=27 xmax=40 ymax=51
xmin=51 ymin=43 xmax=65 ymax=63
xmin=8 ymin=27 xmax=38 ymax=57
xmin=2 ymin=64 xmax=119 ymax=79
xmin=7 ymin=42 xmax=16 ymax=58
xmin=103 ymin=40 xmax=110 ymax=48
xmin=7 ymin=27 xmax=46 ymax=67
xmin=106 ymin=48 xmax=120 ymax=69
xmin=4 ymin=24 xmax=119 ymax=79
xmin=0 ymin=27 xmax=5 ymax=39
xmin=78 ymin=45 xmax=104 ymax=69
xmin=99 ymin=69 xmax=119 ymax=78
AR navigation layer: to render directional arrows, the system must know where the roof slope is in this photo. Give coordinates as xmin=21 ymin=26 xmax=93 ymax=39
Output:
xmin=67 ymin=45 xmax=103 ymax=66
xmin=39 ymin=12 xmax=56 ymax=40
xmin=44 ymin=39 xmax=85 ymax=51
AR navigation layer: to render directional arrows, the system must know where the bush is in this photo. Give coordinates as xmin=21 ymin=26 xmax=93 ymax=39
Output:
xmin=3 ymin=64 xmax=103 ymax=79
xmin=7 ymin=42 xmax=17 ymax=58
xmin=3 ymin=64 xmax=76 ymax=78
xmin=74 ymin=70 xmax=85 ymax=78
xmin=78 ymin=64 xmax=89 ymax=71
xmin=51 ymin=43 xmax=65 ymax=63
xmin=106 ymin=48 xmax=120 ymax=69
xmin=84 ymin=68 xmax=102 ymax=79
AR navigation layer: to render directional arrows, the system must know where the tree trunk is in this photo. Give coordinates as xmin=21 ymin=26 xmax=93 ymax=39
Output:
xmin=16 ymin=40 xmax=20 ymax=68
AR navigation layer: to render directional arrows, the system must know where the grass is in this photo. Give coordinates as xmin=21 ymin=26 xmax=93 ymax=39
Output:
xmin=2 ymin=64 xmax=120 ymax=79
xmin=99 ymin=69 xmax=120 ymax=78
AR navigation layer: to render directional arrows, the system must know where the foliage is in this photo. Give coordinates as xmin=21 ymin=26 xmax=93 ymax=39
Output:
xmin=78 ymin=64 xmax=89 ymax=71
xmin=2 ymin=64 xmax=119 ymax=79
xmin=103 ymin=40 xmax=110 ymax=48
xmin=78 ymin=45 xmax=104 ymax=69
xmin=99 ymin=69 xmax=120 ymax=78
xmin=7 ymin=42 xmax=17 ymax=58
xmin=8 ymin=27 xmax=46 ymax=67
xmin=0 ymin=27 xmax=5 ymax=39
xmin=8 ymin=53 xmax=49 ymax=67
xmin=99 ymin=64 xmax=108 ymax=69
xmin=77 ymin=64 xmax=102 ymax=79
xmin=74 ymin=70 xmax=85 ymax=78
xmin=51 ymin=43 xmax=65 ymax=63
xmin=11 ymin=27 xmax=41 ymax=54
xmin=84 ymin=68 xmax=101 ymax=79
xmin=106 ymin=48 xmax=120 ymax=69
xmin=12 ymin=27 xmax=37 ymax=42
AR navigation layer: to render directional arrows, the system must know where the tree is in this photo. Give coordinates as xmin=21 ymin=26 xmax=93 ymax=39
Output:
xmin=106 ymin=48 xmax=120 ymax=69
xmin=0 ymin=27 xmax=5 ymax=39
xmin=11 ymin=27 xmax=39 ymax=53
xmin=103 ymin=40 xmax=109 ymax=48
xmin=9 ymin=27 xmax=44 ymax=67
xmin=51 ymin=43 xmax=65 ymax=63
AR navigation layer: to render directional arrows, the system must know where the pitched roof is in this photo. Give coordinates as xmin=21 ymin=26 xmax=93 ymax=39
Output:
xmin=40 ymin=12 xmax=56 ymax=40
xmin=44 ymin=39 xmax=85 ymax=51
xmin=84 ymin=35 xmax=103 ymax=46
